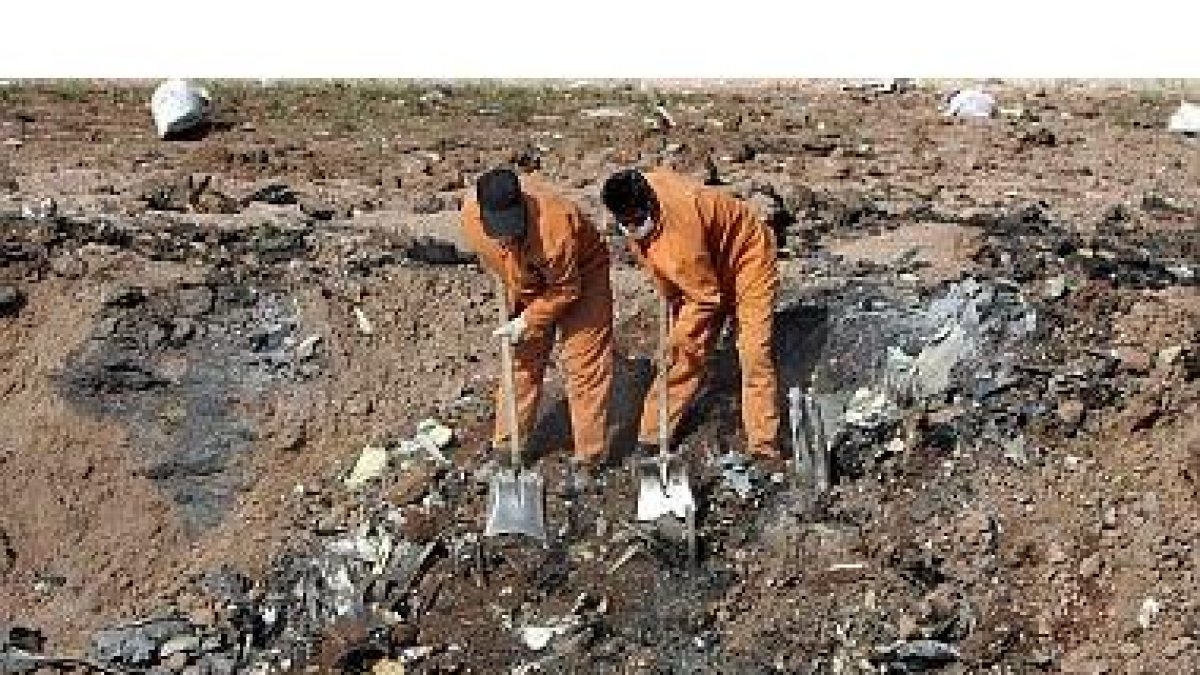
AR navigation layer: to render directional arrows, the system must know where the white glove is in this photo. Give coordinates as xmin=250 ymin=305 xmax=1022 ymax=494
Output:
xmin=493 ymin=314 xmax=528 ymax=345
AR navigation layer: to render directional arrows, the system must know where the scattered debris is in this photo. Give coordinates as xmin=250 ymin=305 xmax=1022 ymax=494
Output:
xmin=1022 ymin=126 xmax=1058 ymax=148
xmin=138 ymin=174 xmax=240 ymax=213
xmin=580 ymin=107 xmax=627 ymax=119
xmin=652 ymin=105 xmax=676 ymax=130
xmin=945 ymin=89 xmax=996 ymax=118
xmin=19 ymin=197 xmax=56 ymax=219
xmin=242 ymin=182 xmax=298 ymax=206
xmin=299 ymin=196 xmax=337 ymax=221
xmin=608 ymin=544 xmax=643 ymax=575
xmin=1079 ymin=552 xmax=1103 ymax=579
xmin=91 ymin=617 xmax=196 ymax=668
xmin=102 ymin=284 xmax=146 ymax=308
xmin=3 ymin=626 xmax=45 ymax=654
xmin=372 ymin=658 xmax=406 ymax=674
xmin=0 ymin=528 xmax=14 ymax=575
xmin=872 ymin=639 xmax=961 ymax=670
xmin=516 ymin=616 xmax=581 ymax=652
xmin=843 ymin=387 xmax=899 ymax=429
xmin=413 ymin=418 xmax=453 ymax=452
xmin=150 ymin=79 xmax=212 ymax=139
xmin=354 ymin=306 xmax=375 ymax=335
xmin=1044 ymin=275 xmax=1068 ymax=299
xmin=346 ymin=445 xmax=390 ymax=489
xmin=1138 ymin=597 xmax=1161 ymax=630
xmin=1167 ymin=101 xmax=1200 ymax=135
xmin=404 ymin=236 xmax=477 ymax=265
xmin=295 ymin=334 xmax=323 ymax=361
xmin=390 ymin=463 xmax=438 ymax=507
xmin=3 ymin=82 xmax=1199 ymax=674
xmin=715 ymin=452 xmax=756 ymax=499
xmin=844 ymin=78 xmax=914 ymax=94
xmin=1158 ymin=344 xmax=1184 ymax=367
xmin=0 ymin=285 xmax=26 ymax=317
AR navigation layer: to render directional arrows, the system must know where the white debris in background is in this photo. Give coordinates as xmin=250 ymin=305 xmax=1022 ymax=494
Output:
xmin=1167 ymin=101 xmax=1200 ymax=134
xmin=945 ymin=89 xmax=996 ymax=118
xmin=516 ymin=616 xmax=581 ymax=651
xmin=397 ymin=418 xmax=455 ymax=465
xmin=843 ymin=387 xmax=899 ymax=428
xmin=843 ymin=78 xmax=914 ymax=94
xmin=295 ymin=334 xmax=322 ymax=361
xmin=353 ymin=306 xmax=374 ymax=335
xmin=345 ymin=445 xmax=389 ymax=488
xmin=653 ymin=105 xmax=675 ymax=129
xmin=1138 ymin=597 xmax=1162 ymax=630
xmin=150 ymin=79 xmax=212 ymax=139
xmin=415 ymin=418 xmax=454 ymax=449
xmin=371 ymin=659 xmax=406 ymax=674
xmin=580 ymin=107 xmax=627 ymax=118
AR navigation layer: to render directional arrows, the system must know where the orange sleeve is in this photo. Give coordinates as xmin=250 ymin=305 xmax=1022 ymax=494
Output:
xmin=698 ymin=185 xmax=756 ymax=233
xmin=664 ymin=234 xmax=723 ymax=360
xmin=461 ymin=208 xmax=496 ymax=272
xmin=461 ymin=205 xmax=520 ymax=310
xmin=519 ymin=208 xmax=583 ymax=333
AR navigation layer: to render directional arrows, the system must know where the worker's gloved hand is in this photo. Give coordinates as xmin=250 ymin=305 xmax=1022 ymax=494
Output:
xmin=493 ymin=314 xmax=528 ymax=345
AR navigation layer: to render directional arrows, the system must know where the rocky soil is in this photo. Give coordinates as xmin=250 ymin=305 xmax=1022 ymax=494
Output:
xmin=0 ymin=79 xmax=1197 ymax=673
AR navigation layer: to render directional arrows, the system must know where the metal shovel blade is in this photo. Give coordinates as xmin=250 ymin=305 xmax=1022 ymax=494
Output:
xmin=484 ymin=468 xmax=547 ymax=542
xmin=788 ymin=386 xmax=811 ymax=483
xmin=635 ymin=456 xmax=695 ymax=522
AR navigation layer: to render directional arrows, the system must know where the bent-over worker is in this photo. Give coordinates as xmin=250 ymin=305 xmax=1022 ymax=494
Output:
xmin=462 ymin=167 xmax=615 ymax=477
xmin=601 ymin=167 xmax=782 ymax=462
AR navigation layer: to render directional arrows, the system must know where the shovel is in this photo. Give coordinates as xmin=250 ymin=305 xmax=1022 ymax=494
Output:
xmin=788 ymin=385 xmax=830 ymax=499
xmin=483 ymin=274 xmax=547 ymax=543
xmin=634 ymin=292 xmax=696 ymax=529
xmin=807 ymin=389 xmax=830 ymax=494
xmin=788 ymin=386 xmax=811 ymax=488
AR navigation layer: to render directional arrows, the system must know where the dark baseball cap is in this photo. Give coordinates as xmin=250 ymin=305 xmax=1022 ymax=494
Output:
xmin=601 ymin=168 xmax=655 ymax=222
xmin=476 ymin=168 xmax=527 ymax=239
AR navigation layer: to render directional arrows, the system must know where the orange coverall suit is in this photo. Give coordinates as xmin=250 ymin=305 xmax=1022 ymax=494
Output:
xmin=629 ymin=169 xmax=780 ymax=457
xmin=462 ymin=177 xmax=614 ymax=462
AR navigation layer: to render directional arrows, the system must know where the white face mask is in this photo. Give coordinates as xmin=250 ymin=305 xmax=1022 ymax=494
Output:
xmin=617 ymin=211 xmax=656 ymax=241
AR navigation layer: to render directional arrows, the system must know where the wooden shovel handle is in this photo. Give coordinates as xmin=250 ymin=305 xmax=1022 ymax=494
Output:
xmin=495 ymin=274 xmax=521 ymax=469
xmin=658 ymin=291 xmax=671 ymax=457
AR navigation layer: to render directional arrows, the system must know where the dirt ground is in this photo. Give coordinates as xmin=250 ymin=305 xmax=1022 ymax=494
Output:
xmin=1 ymin=80 xmax=1198 ymax=673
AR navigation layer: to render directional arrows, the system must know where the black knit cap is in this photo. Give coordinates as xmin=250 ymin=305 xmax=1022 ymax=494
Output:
xmin=476 ymin=167 xmax=527 ymax=239
xmin=601 ymin=169 xmax=655 ymax=220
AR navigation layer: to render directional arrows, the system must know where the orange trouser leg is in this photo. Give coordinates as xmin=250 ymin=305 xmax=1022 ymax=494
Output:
xmin=734 ymin=278 xmax=780 ymax=455
xmin=637 ymin=312 xmax=721 ymax=446
xmin=492 ymin=328 xmax=553 ymax=451
xmin=556 ymin=272 xmax=615 ymax=461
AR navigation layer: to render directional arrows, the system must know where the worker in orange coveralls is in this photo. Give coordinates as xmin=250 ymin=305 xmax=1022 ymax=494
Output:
xmin=461 ymin=167 xmax=615 ymax=480
xmin=601 ymin=167 xmax=782 ymax=462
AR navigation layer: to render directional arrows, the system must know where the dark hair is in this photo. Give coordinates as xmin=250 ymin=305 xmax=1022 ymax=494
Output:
xmin=601 ymin=169 xmax=654 ymax=215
